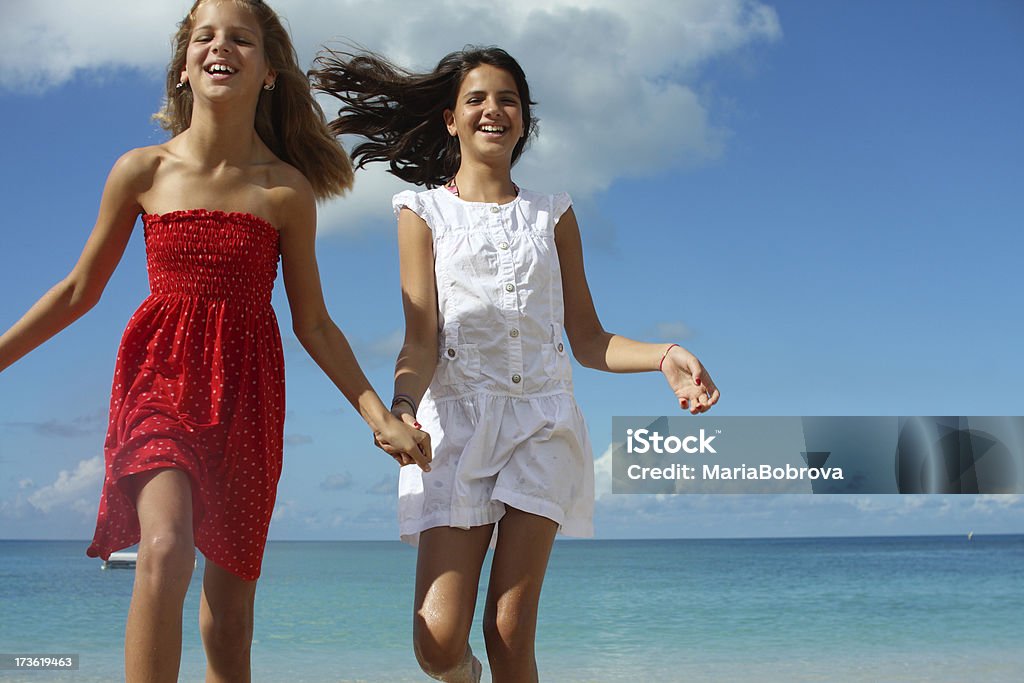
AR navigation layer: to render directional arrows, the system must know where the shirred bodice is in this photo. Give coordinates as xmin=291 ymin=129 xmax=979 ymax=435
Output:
xmin=142 ymin=209 xmax=279 ymax=306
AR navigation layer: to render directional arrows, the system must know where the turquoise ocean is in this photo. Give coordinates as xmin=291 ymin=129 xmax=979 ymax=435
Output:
xmin=1 ymin=535 xmax=1022 ymax=682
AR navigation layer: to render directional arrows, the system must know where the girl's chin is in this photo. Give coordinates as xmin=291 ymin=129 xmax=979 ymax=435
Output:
xmin=462 ymin=143 xmax=516 ymax=159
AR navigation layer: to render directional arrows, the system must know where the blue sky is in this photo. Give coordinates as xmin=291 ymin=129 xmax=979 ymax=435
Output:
xmin=1 ymin=0 xmax=1022 ymax=542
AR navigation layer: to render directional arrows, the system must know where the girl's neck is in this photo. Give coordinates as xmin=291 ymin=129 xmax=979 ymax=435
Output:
xmin=450 ymin=161 xmax=517 ymax=204
xmin=183 ymin=106 xmax=263 ymax=167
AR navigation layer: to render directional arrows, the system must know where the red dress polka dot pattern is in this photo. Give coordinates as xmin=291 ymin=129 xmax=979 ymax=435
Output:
xmin=86 ymin=209 xmax=285 ymax=580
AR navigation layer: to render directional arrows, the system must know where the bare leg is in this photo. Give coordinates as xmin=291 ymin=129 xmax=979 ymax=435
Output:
xmin=200 ymin=561 xmax=258 ymax=683
xmin=414 ymin=524 xmax=494 ymax=682
xmin=125 ymin=469 xmax=197 ymax=683
xmin=483 ymin=507 xmax=558 ymax=683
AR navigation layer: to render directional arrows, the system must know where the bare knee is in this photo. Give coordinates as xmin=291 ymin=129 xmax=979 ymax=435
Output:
xmin=201 ymin=604 xmax=253 ymax=657
xmin=131 ymin=468 xmax=195 ymax=594
xmin=483 ymin=602 xmax=536 ymax=661
xmin=414 ymin=617 xmax=471 ymax=677
xmin=136 ymin=531 xmax=195 ymax=593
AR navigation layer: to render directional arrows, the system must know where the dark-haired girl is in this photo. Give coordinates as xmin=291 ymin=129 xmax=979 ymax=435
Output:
xmin=314 ymin=46 xmax=718 ymax=682
xmin=0 ymin=2 xmax=429 ymax=680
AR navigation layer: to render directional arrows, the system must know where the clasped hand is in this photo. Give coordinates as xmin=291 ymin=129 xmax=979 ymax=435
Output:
xmin=374 ymin=410 xmax=432 ymax=471
xmin=662 ymin=345 xmax=720 ymax=414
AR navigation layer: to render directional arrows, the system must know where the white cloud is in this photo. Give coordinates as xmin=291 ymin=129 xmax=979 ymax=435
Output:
xmin=1 ymin=1 xmax=781 ymax=232
xmin=27 ymin=456 xmax=103 ymax=513
xmin=594 ymin=443 xmax=613 ymax=499
xmin=0 ymin=494 xmax=30 ymax=520
xmin=317 ymin=161 xmax=410 ymax=233
xmin=851 ymin=497 xmax=887 ymax=513
xmin=592 ymin=442 xmax=1024 ymax=537
xmin=654 ymin=321 xmax=695 ymax=340
xmin=320 ymin=471 xmax=354 ymax=491
xmin=970 ymin=495 xmax=1023 ymax=514
xmin=272 ymin=499 xmax=298 ymax=521
xmin=284 ymin=433 xmax=314 ymax=446
xmin=366 ymin=474 xmax=398 ymax=495
xmin=0 ymin=2 xmax=186 ymax=90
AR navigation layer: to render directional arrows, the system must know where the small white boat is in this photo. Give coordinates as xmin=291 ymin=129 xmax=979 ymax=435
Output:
xmin=967 ymin=531 xmax=974 ymax=541
xmin=102 ymin=551 xmax=138 ymax=569
xmin=101 ymin=551 xmax=196 ymax=569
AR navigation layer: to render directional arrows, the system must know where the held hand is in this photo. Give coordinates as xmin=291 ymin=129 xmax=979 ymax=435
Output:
xmin=374 ymin=410 xmax=432 ymax=471
xmin=661 ymin=345 xmax=720 ymax=415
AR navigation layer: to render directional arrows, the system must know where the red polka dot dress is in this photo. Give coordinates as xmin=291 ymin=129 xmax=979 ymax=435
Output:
xmin=86 ymin=209 xmax=285 ymax=580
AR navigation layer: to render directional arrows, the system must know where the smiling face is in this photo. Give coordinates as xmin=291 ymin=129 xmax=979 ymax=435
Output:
xmin=444 ymin=64 xmax=525 ymax=167
xmin=180 ymin=1 xmax=274 ymax=102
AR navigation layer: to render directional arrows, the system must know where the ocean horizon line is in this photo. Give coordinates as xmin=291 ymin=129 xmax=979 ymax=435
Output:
xmin=3 ymin=531 xmax=1020 ymax=544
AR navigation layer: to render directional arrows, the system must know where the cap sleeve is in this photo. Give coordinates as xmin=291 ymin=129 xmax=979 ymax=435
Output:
xmin=392 ymin=190 xmax=434 ymax=231
xmin=552 ymin=192 xmax=573 ymax=223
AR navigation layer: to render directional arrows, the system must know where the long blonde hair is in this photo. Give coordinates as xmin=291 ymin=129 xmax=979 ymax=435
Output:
xmin=154 ymin=0 xmax=352 ymax=200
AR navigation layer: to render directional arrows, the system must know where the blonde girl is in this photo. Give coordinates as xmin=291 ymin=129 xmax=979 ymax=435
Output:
xmin=0 ymin=2 xmax=429 ymax=680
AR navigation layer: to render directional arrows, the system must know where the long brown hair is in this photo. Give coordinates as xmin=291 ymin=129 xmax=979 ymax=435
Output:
xmin=153 ymin=0 xmax=352 ymax=200
xmin=311 ymin=46 xmax=537 ymax=188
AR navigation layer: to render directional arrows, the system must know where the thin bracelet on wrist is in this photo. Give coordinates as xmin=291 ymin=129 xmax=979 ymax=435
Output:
xmin=659 ymin=343 xmax=679 ymax=371
xmin=391 ymin=393 xmax=418 ymax=414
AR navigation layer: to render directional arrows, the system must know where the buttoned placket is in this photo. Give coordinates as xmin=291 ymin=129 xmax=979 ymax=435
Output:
xmin=490 ymin=202 xmax=524 ymax=396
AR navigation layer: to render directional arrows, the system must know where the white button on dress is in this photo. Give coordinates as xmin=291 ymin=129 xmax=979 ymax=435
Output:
xmin=391 ymin=187 xmax=595 ymax=546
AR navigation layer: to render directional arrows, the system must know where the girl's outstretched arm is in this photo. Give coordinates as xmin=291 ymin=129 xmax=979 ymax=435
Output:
xmin=0 ymin=149 xmax=146 ymax=372
xmin=278 ymin=176 xmax=431 ymax=469
xmin=555 ymin=207 xmax=720 ymax=414
xmin=386 ymin=209 xmax=439 ymax=438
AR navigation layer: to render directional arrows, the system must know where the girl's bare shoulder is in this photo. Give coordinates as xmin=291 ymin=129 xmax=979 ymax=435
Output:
xmin=262 ymin=155 xmax=314 ymax=196
xmin=261 ymin=157 xmax=316 ymax=226
xmin=108 ymin=143 xmax=179 ymax=192
xmin=88 ymin=146 xmax=165 ymax=209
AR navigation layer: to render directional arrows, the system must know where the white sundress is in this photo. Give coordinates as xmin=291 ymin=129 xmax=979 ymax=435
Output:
xmin=392 ymin=186 xmax=595 ymax=545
